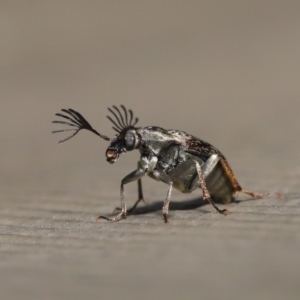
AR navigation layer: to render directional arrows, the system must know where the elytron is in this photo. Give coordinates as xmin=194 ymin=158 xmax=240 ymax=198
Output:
xmin=52 ymin=105 xmax=265 ymax=223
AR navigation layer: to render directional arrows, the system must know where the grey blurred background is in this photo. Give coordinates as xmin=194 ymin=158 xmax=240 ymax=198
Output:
xmin=1 ymin=1 xmax=300 ymax=299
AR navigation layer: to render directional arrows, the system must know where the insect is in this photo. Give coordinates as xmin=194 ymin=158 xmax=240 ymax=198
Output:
xmin=52 ymin=105 xmax=266 ymax=223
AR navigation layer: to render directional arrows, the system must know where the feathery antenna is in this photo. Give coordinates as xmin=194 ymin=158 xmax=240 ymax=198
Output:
xmin=52 ymin=109 xmax=110 ymax=144
xmin=106 ymin=105 xmax=138 ymax=133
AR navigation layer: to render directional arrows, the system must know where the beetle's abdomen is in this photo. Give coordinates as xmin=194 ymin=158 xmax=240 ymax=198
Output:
xmin=205 ymin=162 xmax=234 ymax=204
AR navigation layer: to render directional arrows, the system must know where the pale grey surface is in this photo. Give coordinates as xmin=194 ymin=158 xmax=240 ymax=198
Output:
xmin=1 ymin=1 xmax=300 ymax=299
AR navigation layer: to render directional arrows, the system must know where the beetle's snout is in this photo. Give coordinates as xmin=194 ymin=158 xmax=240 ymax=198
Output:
xmin=106 ymin=149 xmax=120 ymax=164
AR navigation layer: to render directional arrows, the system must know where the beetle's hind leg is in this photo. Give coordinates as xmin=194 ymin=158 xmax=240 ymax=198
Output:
xmin=235 ymin=189 xmax=267 ymax=199
xmin=219 ymin=157 xmax=282 ymax=199
xmin=194 ymin=160 xmax=230 ymax=215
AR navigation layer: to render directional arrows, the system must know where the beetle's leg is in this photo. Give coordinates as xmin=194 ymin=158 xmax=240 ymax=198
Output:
xmin=114 ymin=162 xmax=146 ymax=213
xmin=194 ymin=160 xmax=230 ymax=215
xmin=202 ymin=154 xmax=220 ymax=177
xmin=186 ymin=155 xmax=220 ymax=192
xmin=152 ymin=169 xmax=173 ymax=224
xmin=236 ymin=189 xmax=267 ymax=198
xmin=219 ymin=156 xmax=267 ymax=198
xmin=96 ymin=168 xmax=146 ymax=222
xmin=126 ymin=178 xmax=145 ymax=213
xmin=127 ymin=161 xmax=146 ymax=212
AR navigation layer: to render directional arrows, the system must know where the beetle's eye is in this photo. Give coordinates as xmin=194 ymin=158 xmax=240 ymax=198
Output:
xmin=125 ymin=132 xmax=135 ymax=150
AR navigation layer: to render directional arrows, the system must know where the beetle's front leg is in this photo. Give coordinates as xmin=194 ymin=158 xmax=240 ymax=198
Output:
xmin=96 ymin=167 xmax=146 ymax=222
xmin=152 ymin=169 xmax=173 ymax=224
xmin=125 ymin=177 xmax=145 ymax=213
xmin=114 ymin=162 xmax=146 ymax=214
xmin=194 ymin=160 xmax=230 ymax=215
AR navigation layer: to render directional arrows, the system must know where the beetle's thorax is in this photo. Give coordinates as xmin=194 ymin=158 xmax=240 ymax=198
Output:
xmin=137 ymin=127 xmax=176 ymax=156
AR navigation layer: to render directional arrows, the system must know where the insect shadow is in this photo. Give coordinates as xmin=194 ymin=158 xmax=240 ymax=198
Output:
xmin=111 ymin=196 xmax=243 ymax=217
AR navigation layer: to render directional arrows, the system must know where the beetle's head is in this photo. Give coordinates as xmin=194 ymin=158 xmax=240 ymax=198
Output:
xmin=52 ymin=105 xmax=139 ymax=164
xmin=106 ymin=128 xmax=140 ymax=164
xmin=106 ymin=105 xmax=140 ymax=164
xmin=105 ymin=105 xmax=140 ymax=163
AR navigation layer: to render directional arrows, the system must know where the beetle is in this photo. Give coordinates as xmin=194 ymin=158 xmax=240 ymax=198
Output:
xmin=52 ymin=105 xmax=266 ymax=223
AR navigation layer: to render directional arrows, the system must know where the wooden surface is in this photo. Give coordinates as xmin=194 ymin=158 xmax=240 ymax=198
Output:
xmin=1 ymin=2 xmax=300 ymax=299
